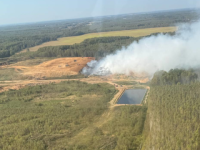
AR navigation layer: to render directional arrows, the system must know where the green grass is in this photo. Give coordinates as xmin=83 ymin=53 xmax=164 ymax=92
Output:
xmin=45 ymin=74 xmax=87 ymax=80
xmin=10 ymin=58 xmax=54 ymax=66
xmin=114 ymin=81 xmax=138 ymax=85
xmin=0 ymin=68 xmax=20 ymax=81
xmin=114 ymin=81 xmax=150 ymax=86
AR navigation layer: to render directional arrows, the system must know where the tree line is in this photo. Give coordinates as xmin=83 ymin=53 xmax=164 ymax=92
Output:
xmin=143 ymin=69 xmax=200 ymax=149
xmin=17 ymin=33 xmax=175 ymax=60
xmin=144 ymin=82 xmax=200 ymax=150
xmin=151 ymin=69 xmax=198 ymax=86
xmin=0 ymin=9 xmax=198 ymax=58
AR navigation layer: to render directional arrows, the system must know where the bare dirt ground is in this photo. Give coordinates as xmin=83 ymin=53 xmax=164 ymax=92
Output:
xmin=3 ymin=57 xmax=94 ymax=79
xmin=0 ymin=57 xmax=150 ymax=100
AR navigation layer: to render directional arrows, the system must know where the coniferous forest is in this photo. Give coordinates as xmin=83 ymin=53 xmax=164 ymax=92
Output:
xmin=143 ymin=69 xmax=200 ymax=150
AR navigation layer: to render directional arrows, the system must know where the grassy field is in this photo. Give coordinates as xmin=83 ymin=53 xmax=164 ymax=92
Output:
xmin=114 ymin=81 xmax=138 ymax=85
xmin=10 ymin=58 xmax=54 ymax=66
xmin=0 ymin=68 xmax=20 ymax=81
xmin=22 ymin=27 xmax=176 ymax=52
xmin=0 ymin=58 xmax=55 ymax=81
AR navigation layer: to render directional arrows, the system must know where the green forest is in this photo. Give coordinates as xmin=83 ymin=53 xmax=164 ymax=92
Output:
xmin=143 ymin=69 xmax=200 ymax=150
xmin=14 ymin=33 xmax=174 ymax=62
xmin=0 ymin=9 xmax=199 ymax=58
xmin=17 ymin=36 xmax=140 ymax=59
xmin=151 ymin=69 xmax=198 ymax=85
xmin=1 ymin=67 xmax=200 ymax=149
xmin=0 ymin=36 xmax=136 ymax=65
xmin=0 ymin=80 xmax=147 ymax=150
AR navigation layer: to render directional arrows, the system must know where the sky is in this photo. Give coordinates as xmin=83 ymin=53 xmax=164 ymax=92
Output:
xmin=0 ymin=0 xmax=200 ymax=25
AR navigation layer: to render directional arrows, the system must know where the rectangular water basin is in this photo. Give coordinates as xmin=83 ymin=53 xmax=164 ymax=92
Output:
xmin=117 ymin=89 xmax=147 ymax=104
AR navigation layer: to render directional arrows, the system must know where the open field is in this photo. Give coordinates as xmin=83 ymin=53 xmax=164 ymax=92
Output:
xmin=10 ymin=58 xmax=54 ymax=66
xmin=0 ymin=56 xmax=149 ymax=93
xmin=0 ymin=76 xmax=149 ymax=94
xmin=21 ymin=27 xmax=176 ymax=52
xmin=3 ymin=57 xmax=94 ymax=79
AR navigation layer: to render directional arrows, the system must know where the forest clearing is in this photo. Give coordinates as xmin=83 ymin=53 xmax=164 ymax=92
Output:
xmin=0 ymin=56 xmax=149 ymax=95
xmin=20 ymin=26 xmax=176 ymax=53
xmin=1 ymin=7 xmax=199 ymax=149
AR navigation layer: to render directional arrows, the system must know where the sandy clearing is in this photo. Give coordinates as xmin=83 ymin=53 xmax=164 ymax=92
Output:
xmin=4 ymin=57 xmax=94 ymax=79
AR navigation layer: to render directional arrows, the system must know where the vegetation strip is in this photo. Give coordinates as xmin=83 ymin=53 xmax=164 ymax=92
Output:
xmin=22 ymin=27 xmax=176 ymax=52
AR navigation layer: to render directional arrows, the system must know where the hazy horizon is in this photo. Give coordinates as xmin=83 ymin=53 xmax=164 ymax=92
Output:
xmin=0 ymin=8 xmax=197 ymax=27
xmin=1 ymin=0 xmax=200 ymax=26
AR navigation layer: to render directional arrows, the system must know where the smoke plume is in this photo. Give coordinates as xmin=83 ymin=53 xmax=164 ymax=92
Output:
xmin=82 ymin=21 xmax=200 ymax=76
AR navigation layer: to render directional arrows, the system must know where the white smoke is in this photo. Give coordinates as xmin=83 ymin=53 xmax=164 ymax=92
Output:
xmin=82 ymin=21 xmax=200 ymax=76
xmin=81 ymin=60 xmax=98 ymax=75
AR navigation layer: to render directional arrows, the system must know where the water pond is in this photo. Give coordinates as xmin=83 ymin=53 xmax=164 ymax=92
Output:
xmin=117 ymin=89 xmax=147 ymax=104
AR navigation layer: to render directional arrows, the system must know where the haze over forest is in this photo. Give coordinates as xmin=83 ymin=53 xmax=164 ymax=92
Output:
xmin=1 ymin=1 xmax=200 ymax=150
